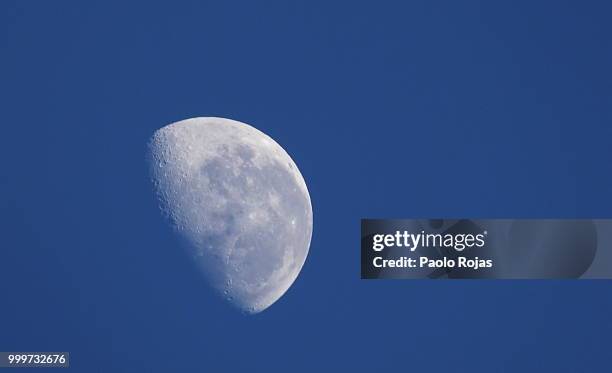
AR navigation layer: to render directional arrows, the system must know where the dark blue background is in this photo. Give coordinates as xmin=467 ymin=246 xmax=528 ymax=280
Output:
xmin=1 ymin=1 xmax=610 ymax=371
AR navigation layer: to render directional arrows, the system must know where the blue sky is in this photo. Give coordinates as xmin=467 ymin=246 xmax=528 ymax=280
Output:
xmin=1 ymin=1 xmax=611 ymax=371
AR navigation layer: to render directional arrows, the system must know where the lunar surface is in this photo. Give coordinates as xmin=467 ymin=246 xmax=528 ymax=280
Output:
xmin=148 ymin=117 xmax=313 ymax=313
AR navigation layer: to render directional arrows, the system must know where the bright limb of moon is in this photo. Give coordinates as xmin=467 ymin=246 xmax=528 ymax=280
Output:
xmin=148 ymin=117 xmax=313 ymax=313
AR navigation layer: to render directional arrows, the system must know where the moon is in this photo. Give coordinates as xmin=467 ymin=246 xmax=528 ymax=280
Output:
xmin=148 ymin=117 xmax=313 ymax=314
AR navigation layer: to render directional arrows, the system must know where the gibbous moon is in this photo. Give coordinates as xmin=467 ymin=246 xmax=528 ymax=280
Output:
xmin=148 ymin=117 xmax=313 ymax=313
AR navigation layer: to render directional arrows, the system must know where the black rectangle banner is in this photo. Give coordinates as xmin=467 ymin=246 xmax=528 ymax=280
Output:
xmin=361 ymin=219 xmax=612 ymax=279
